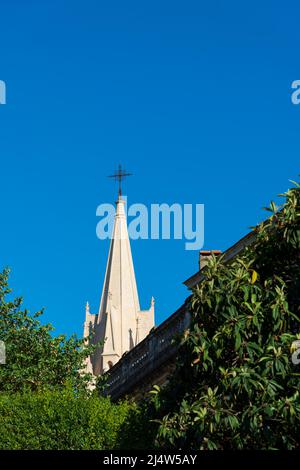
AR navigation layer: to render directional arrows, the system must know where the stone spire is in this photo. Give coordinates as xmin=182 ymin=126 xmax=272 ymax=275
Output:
xmin=84 ymin=193 xmax=155 ymax=376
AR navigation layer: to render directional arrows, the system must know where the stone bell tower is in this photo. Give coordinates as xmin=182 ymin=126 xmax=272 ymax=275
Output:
xmin=83 ymin=166 xmax=155 ymax=376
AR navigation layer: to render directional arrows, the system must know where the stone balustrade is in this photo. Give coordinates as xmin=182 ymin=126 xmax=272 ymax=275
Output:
xmin=102 ymin=299 xmax=191 ymax=401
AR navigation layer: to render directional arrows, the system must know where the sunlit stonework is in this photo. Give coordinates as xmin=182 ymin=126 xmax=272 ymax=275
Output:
xmin=83 ymin=193 xmax=155 ymax=376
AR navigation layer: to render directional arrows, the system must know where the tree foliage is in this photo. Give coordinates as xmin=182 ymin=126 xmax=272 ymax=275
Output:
xmin=0 ymin=269 xmax=94 ymax=392
xmin=139 ymin=182 xmax=300 ymax=450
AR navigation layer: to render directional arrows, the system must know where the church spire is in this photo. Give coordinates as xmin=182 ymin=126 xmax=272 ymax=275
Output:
xmin=83 ymin=167 xmax=155 ymax=376
xmin=97 ymin=194 xmax=141 ymax=361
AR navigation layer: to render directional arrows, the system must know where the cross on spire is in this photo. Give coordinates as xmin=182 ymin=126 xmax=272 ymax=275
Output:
xmin=108 ymin=164 xmax=133 ymax=196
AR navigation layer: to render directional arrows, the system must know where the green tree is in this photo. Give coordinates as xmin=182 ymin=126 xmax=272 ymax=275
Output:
xmin=0 ymin=269 xmax=95 ymax=392
xmin=143 ymin=182 xmax=300 ymax=450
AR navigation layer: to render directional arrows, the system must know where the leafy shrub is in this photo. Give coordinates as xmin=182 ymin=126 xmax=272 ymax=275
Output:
xmin=0 ymin=387 xmax=134 ymax=450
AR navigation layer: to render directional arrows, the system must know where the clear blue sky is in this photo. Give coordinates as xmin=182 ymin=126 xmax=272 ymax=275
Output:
xmin=0 ymin=0 xmax=300 ymax=337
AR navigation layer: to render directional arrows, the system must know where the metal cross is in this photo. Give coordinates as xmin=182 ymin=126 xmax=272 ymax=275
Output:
xmin=108 ymin=164 xmax=133 ymax=196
